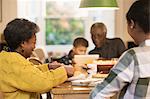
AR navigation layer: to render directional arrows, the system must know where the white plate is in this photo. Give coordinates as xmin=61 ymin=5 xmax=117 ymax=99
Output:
xmin=71 ymin=78 xmax=103 ymax=86
xmin=71 ymin=79 xmax=91 ymax=86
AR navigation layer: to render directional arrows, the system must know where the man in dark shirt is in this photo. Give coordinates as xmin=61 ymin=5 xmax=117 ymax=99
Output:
xmin=89 ymin=22 xmax=126 ymax=58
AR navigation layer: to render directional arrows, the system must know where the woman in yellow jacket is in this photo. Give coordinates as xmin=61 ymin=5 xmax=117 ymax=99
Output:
xmin=0 ymin=18 xmax=73 ymax=99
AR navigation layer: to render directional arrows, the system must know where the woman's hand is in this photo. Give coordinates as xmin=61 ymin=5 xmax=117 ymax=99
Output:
xmin=48 ymin=62 xmax=74 ymax=77
xmin=48 ymin=61 xmax=63 ymax=70
xmin=64 ymin=65 xmax=74 ymax=77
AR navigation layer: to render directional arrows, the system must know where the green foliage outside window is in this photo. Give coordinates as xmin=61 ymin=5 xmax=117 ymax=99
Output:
xmin=46 ymin=18 xmax=84 ymax=45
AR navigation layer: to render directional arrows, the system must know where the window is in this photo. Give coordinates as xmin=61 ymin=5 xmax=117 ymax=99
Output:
xmin=45 ymin=0 xmax=87 ymax=45
xmin=46 ymin=18 xmax=85 ymax=45
xmin=17 ymin=0 xmax=116 ymax=53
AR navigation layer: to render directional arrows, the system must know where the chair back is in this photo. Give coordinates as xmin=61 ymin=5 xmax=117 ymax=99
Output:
xmin=31 ymin=48 xmax=47 ymax=63
xmin=28 ymin=57 xmax=42 ymax=65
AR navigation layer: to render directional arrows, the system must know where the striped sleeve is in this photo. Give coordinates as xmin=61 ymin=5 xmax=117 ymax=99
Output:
xmin=89 ymin=49 xmax=135 ymax=99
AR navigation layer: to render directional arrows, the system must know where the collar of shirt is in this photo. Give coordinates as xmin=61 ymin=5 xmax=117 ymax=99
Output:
xmin=68 ymin=50 xmax=74 ymax=59
xmin=139 ymin=39 xmax=150 ymax=47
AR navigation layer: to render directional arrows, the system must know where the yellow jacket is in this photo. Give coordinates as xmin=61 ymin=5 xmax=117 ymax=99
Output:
xmin=0 ymin=51 xmax=67 ymax=99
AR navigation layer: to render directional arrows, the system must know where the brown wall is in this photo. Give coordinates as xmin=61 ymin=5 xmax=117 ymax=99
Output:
xmin=0 ymin=0 xmax=17 ymax=34
xmin=115 ymin=0 xmax=135 ymax=46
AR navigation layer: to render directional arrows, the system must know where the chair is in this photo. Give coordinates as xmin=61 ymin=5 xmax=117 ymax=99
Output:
xmin=28 ymin=57 xmax=42 ymax=65
xmin=31 ymin=48 xmax=47 ymax=63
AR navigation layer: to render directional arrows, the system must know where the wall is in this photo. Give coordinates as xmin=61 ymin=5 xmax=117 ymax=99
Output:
xmin=115 ymin=0 xmax=135 ymax=46
xmin=0 ymin=0 xmax=135 ymax=48
xmin=0 ymin=0 xmax=17 ymax=34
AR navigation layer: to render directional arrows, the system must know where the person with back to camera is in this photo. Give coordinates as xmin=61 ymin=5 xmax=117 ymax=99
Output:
xmin=0 ymin=18 xmax=73 ymax=99
xmin=89 ymin=22 xmax=126 ymax=59
xmin=90 ymin=0 xmax=150 ymax=98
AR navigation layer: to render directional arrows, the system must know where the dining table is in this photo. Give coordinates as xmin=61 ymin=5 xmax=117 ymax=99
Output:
xmin=51 ymin=59 xmax=119 ymax=99
xmin=51 ymin=81 xmax=118 ymax=99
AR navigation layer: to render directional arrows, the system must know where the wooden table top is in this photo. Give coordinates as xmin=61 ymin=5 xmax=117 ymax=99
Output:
xmin=51 ymin=78 xmax=118 ymax=99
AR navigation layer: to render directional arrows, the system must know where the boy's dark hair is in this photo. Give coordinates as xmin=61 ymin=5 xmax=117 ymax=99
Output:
xmin=126 ymin=0 xmax=149 ymax=33
xmin=73 ymin=37 xmax=89 ymax=47
xmin=4 ymin=18 xmax=39 ymax=51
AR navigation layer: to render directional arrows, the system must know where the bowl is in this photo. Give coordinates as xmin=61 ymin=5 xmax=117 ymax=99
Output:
xmin=93 ymin=59 xmax=117 ymax=74
xmin=97 ymin=64 xmax=114 ymax=74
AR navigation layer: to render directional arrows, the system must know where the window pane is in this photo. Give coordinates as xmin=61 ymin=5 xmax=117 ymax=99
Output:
xmin=46 ymin=18 xmax=85 ymax=45
xmin=46 ymin=0 xmax=87 ymax=45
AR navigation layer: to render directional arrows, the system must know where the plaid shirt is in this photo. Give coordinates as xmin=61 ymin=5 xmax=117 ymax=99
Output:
xmin=90 ymin=39 xmax=150 ymax=99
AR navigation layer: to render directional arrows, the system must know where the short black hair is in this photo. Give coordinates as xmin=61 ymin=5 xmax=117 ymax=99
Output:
xmin=4 ymin=18 xmax=39 ymax=50
xmin=126 ymin=0 xmax=150 ymax=33
xmin=73 ymin=37 xmax=89 ymax=47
